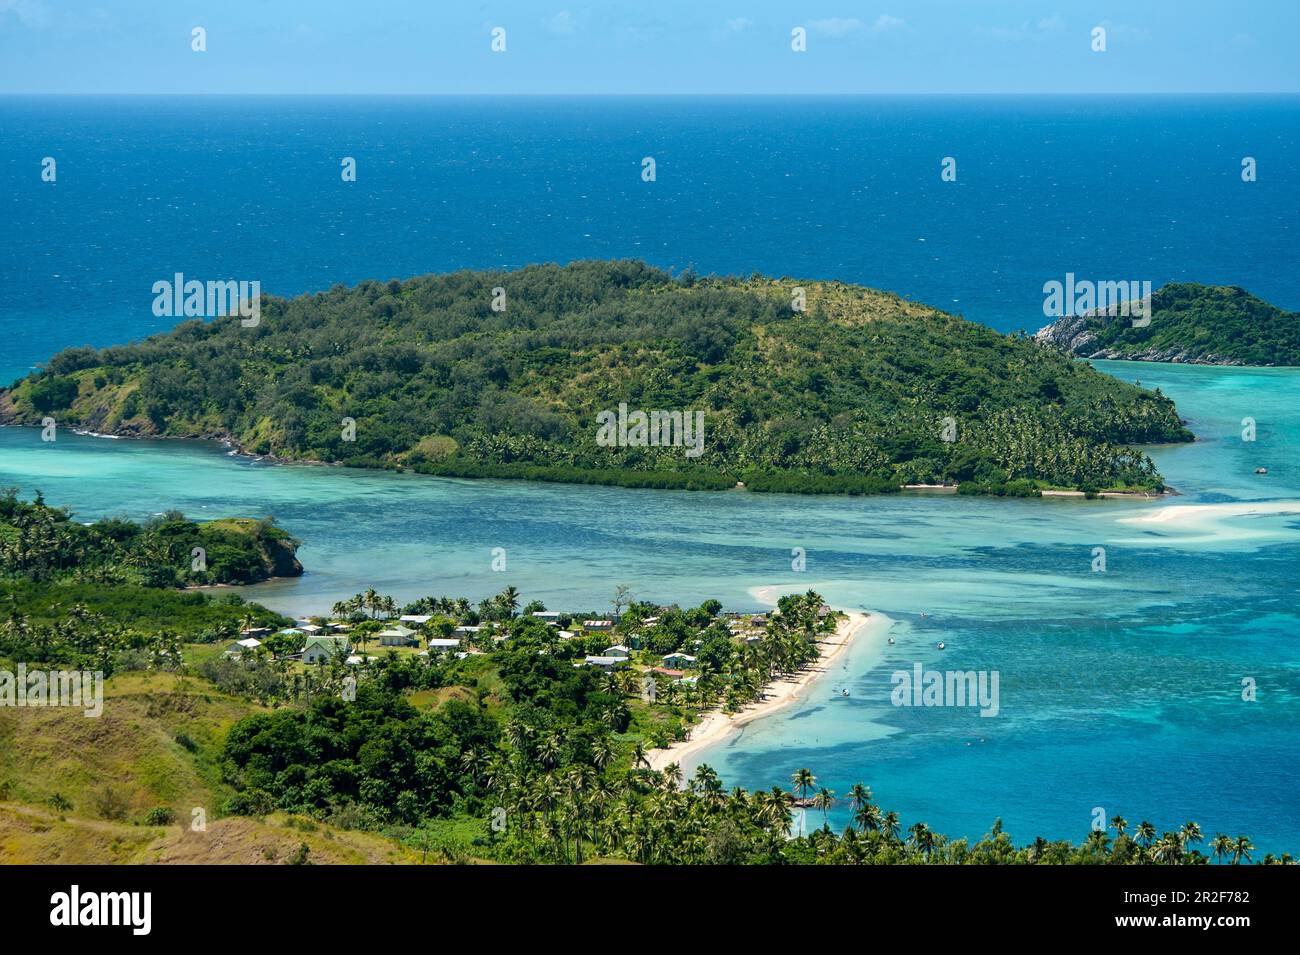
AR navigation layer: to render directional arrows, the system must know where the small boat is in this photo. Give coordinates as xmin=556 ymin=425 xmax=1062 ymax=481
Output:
xmin=937 ymin=642 xmax=946 ymax=650
xmin=841 ymin=688 xmax=850 ymax=697
xmin=1255 ymin=467 xmax=1268 ymax=474
xmin=887 ymin=637 xmax=895 ymax=645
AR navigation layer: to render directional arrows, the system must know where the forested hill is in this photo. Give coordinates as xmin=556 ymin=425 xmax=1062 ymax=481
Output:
xmin=1035 ymin=283 xmax=1300 ymax=366
xmin=0 ymin=490 xmax=302 ymax=588
xmin=0 ymin=261 xmax=1193 ymax=494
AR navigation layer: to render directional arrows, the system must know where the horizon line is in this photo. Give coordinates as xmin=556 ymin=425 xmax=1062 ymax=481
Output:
xmin=2 ymin=91 xmax=1299 ymax=98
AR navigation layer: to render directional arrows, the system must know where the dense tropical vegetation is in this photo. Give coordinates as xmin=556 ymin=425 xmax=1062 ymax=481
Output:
xmin=1 ymin=567 xmax=1284 ymax=864
xmin=212 ymin=587 xmax=1275 ymax=864
xmin=0 ymin=490 xmax=295 ymax=671
xmin=0 ymin=488 xmax=300 ymax=587
xmin=1036 ymin=282 xmax=1300 ymax=366
xmin=1 ymin=261 xmax=1193 ymax=493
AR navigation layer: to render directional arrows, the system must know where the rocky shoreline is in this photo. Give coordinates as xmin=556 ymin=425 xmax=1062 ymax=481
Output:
xmin=1033 ymin=314 xmax=1258 ymax=366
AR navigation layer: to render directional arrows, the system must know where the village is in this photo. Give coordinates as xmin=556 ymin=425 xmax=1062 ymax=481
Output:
xmin=220 ymin=594 xmax=810 ymax=694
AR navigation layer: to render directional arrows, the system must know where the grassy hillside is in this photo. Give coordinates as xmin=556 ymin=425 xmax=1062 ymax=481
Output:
xmin=1035 ymin=282 xmax=1300 ymax=366
xmin=0 ymin=260 xmax=1192 ymax=493
xmin=0 ymin=671 xmax=419 ymax=864
xmin=0 ymin=808 xmax=419 ymax=865
xmin=0 ymin=672 xmax=248 ymax=820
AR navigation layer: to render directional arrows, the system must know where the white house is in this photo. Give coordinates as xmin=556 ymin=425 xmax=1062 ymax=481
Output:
xmin=378 ymin=625 xmax=418 ymax=647
xmin=582 ymin=655 xmax=628 ymax=670
xmin=453 ymin=625 xmax=482 ymax=637
xmin=302 ymin=635 xmax=351 ymax=664
xmin=662 ymin=652 xmax=697 ymax=666
xmin=224 ymin=637 xmax=262 ymax=658
xmin=531 ymin=611 xmax=562 ymax=622
xmin=297 ymin=624 xmax=324 ymax=636
xmin=400 ymin=614 xmax=433 ymax=625
xmin=603 ymin=644 xmax=632 ymax=658
xmin=427 ymin=638 xmax=461 ymax=653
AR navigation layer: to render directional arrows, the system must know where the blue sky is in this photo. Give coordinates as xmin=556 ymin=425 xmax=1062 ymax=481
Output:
xmin=0 ymin=0 xmax=1296 ymax=94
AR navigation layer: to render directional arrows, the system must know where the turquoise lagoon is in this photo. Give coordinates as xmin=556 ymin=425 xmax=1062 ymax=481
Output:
xmin=1 ymin=361 xmax=1297 ymax=853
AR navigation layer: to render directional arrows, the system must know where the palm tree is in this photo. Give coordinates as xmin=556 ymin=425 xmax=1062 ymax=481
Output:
xmin=789 ymin=768 xmax=816 ymax=837
xmin=855 ymin=802 xmax=883 ymax=834
xmin=1109 ymin=814 xmax=1128 ymax=838
xmin=1085 ymin=829 xmax=1111 ymax=856
xmin=591 ymin=736 xmax=615 ymax=772
xmin=630 ymin=742 xmax=650 ymax=770
xmin=1210 ymin=833 xmax=1233 ymax=865
xmin=760 ymin=787 xmax=795 ymax=837
xmin=536 ymin=731 xmax=564 ymax=770
xmin=690 ymin=764 xmax=721 ymax=795
xmin=907 ymin=822 xmax=935 ymax=858
xmin=881 ymin=810 xmax=902 ymax=844
xmin=1179 ymin=821 xmax=1203 ymax=851
xmin=812 ymin=787 xmax=835 ymax=829
xmin=496 ymin=586 xmax=520 ymax=619
xmin=1231 ymin=836 xmax=1254 ymax=865
xmin=847 ymin=783 xmax=873 ymax=817
xmin=1153 ymin=833 xmax=1184 ymax=865
xmin=1136 ymin=820 xmax=1157 ymax=847
xmin=790 ymin=767 xmax=816 ymax=801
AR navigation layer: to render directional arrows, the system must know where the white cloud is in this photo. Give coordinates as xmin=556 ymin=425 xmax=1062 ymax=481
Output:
xmin=806 ymin=15 xmax=903 ymax=39
xmin=809 ymin=17 xmax=865 ymax=38
xmin=984 ymin=18 xmax=1065 ymax=42
xmin=549 ymin=10 xmax=575 ymax=35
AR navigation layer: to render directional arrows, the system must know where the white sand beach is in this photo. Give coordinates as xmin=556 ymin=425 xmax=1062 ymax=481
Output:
xmin=1117 ymin=500 xmax=1300 ymax=527
xmin=645 ymin=596 xmax=889 ymax=773
xmin=1112 ymin=500 xmax=1300 ymax=546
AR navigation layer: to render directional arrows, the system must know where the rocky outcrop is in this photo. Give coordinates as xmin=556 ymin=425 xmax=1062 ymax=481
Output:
xmin=1033 ymin=315 xmax=1097 ymax=356
xmin=1035 ymin=283 xmax=1298 ymax=367
xmin=262 ymin=536 xmax=304 ymax=579
xmin=1034 ymin=316 xmax=1251 ymax=365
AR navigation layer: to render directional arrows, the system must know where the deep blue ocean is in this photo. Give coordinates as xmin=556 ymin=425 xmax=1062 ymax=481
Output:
xmin=1 ymin=96 xmax=1298 ymax=855
xmin=1 ymin=95 xmax=1297 ymax=384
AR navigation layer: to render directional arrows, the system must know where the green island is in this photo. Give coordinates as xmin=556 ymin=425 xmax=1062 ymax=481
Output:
xmin=1035 ymin=282 xmax=1300 ymax=366
xmin=0 ymin=260 xmax=1194 ymax=496
xmin=0 ymin=502 xmax=1279 ymax=864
